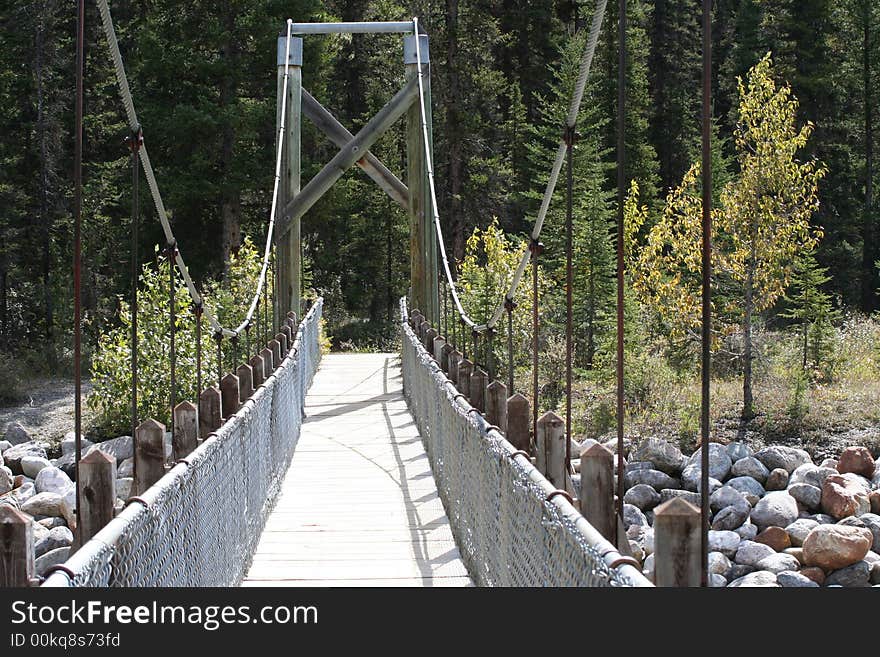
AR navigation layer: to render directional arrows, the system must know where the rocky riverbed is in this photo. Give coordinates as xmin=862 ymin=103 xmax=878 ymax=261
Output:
xmin=0 ymin=423 xmax=170 ymax=580
xmin=581 ymin=437 xmax=880 ymax=587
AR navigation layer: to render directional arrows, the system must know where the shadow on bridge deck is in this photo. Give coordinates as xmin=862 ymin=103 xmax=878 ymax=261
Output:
xmin=242 ymin=353 xmax=473 ymax=587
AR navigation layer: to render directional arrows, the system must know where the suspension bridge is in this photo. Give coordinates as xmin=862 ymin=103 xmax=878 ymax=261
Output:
xmin=0 ymin=1 xmax=721 ymax=588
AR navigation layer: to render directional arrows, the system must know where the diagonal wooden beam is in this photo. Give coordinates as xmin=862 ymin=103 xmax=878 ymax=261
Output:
xmin=275 ymin=76 xmax=419 ymax=241
xmin=302 ymin=88 xmax=409 ymax=210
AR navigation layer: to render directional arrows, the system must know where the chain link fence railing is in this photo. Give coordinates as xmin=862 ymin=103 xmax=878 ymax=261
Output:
xmin=400 ymin=297 xmax=651 ymax=587
xmin=42 ymin=299 xmax=323 ymax=587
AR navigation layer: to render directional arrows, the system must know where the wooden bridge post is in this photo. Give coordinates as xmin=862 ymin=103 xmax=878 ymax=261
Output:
xmin=237 ymin=363 xmax=255 ymax=402
xmin=506 ymin=393 xmax=531 ymax=452
xmin=275 ymin=331 xmax=288 ymax=355
xmin=220 ymin=373 xmax=241 ymax=419
xmin=281 ymin=325 xmax=293 ymax=351
xmin=199 ymin=387 xmax=222 ymax=438
xmin=440 ymin=342 xmax=454 ymax=374
xmin=0 ymin=506 xmax=34 ymax=587
xmin=486 ymin=380 xmax=507 ymax=433
xmin=406 ymin=34 xmax=438 ymax=326
xmin=449 ymin=349 xmax=462 ymax=386
xmin=654 ymin=498 xmax=702 ymax=587
xmin=457 ymin=358 xmax=473 ymax=396
xmin=536 ymin=412 xmax=567 ymax=489
xmin=424 ymin=327 xmax=437 ymax=354
xmin=276 ymin=34 xmax=303 ymax=325
xmin=250 ymin=353 xmax=265 ymax=388
xmin=261 ymin=346 xmax=276 ymax=374
xmin=135 ymin=419 xmax=166 ymax=495
xmin=78 ymin=450 xmax=116 ymax=543
xmin=419 ymin=320 xmax=429 ymax=342
xmin=432 ymin=335 xmax=445 ymax=364
xmin=172 ymin=401 xmax=199 ymax=461
xmin=469 ymin=367 xmax=488 ymax=412
xmin=580 ymin=443 xmax=615 ymax=542
xmin=269 ymin=339 xmax=282 ymax=369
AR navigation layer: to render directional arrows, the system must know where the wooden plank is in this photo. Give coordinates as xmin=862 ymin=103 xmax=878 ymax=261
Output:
xmin=244 ymin=353 xmax=470 ymax=587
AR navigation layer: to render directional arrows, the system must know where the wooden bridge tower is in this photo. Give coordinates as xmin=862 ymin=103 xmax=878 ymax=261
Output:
xmin=273 ymin=22 xmax=440 ymax=326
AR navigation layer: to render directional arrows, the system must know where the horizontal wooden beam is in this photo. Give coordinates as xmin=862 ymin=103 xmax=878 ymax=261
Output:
xmin=276 ymin=76 xmax=419 ymax=241
xmin=302 ymin=88 xmax=409 ymax=210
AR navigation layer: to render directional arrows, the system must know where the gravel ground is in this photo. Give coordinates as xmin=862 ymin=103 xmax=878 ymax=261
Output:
xmin=0 ymin=378 xmax=93 ymax=456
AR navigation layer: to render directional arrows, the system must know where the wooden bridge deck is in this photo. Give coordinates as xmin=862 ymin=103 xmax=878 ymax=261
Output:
xmin=243 ymin=353 xmax=472 ymax=587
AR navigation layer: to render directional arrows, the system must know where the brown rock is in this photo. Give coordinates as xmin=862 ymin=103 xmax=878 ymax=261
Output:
xmin=870 ymin=491 xmax=880 ymax=515
xmin=12 ymin=475 xmax=26 ymax=488
xmin=784 ymin=546 xmax=805 ymax=565
xmin=837 ymin=446 xmax=876 ymax=478
xmin=800 ymin=566 xmax=826 ymax=585
xmin=821 ymin=473 xmax=870 ymax=519
xmin=755 ymin=526 xmax=792 ymax=552
xmin=766 ymin=468 xmax=789 ymax=491
xmin=802 ymin=524 xmax=873 ymax=570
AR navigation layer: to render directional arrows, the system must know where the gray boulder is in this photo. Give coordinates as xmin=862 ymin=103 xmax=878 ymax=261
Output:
xmin=710 ymin=486 xmax=749 ymax=514
xmin=727 ymin=442 xmax=752 ymax=462
xmin=20 ymin=492 xmax=64 ymax=518
xmin=754 ymin=445 xmax=812 ymax=474
xmin=117 ymin=458 xmax=134 ymax=478
xmin=20 ymin=455 xmax=51 ymax=479
xmin=735 ymin=521 xmax=759 ymax=541
xmin=623 ymin=503 xmax=648 ymax=529
xmin=624 ymin=484 xmax=661 ymax=511
xmin=60 ymin=432 xmax=93 ymax=456
xmin=631 ymin=438 xmax=686 ymax=475
xmin=856 ymin=513 xmax=880 ymax=549
xmin=755 ymin=553 xmax=801 ymax=574
xmin=731 ymin=457 xmax=769 ymax=483
xmin=34 ymin=547 xmax=70 ymax=577
xmin=727 ymin=571 xmax=780 ymax=587
xmin=788 ymin=483 xmax=822 ymax=510
xmin=825 ymin=561 xmax=871 ymax=587
xmin=785 ymin=518 xmax=819 ymax=547
xmin=2 ymin=443 xmax=47 ymax=475
xmin=751 ymin=491 xmax=799 ymax=531
xmin=624 ymin=468 xmax=680 ymax=492
xmin=789 ymin=463 xmax=822 ymax=488
xmin=726 ymin=476 xmax=766 ymax=503
xmin=660 ymin=489 xmax=701 ymax=506
xmin=708 ymin=530 xmax=741 ymax=558
xmin=116 ymin=477 xmax=132 ymax=500
xmin=777 ymin=571 xmax=819 ymax=587
xmin=52 ymin=452 xmax=76 ymax=480
xmin=686 ymin=443 xmax=732 ymax=481
xmin=7 ymin=482 xmax=34 ymax=505
xmin=726 ymin=563 xmax=755 ymax=581
xmin=709 ymin=574 xmax=728 ymax=588
xmin=625 ymin=461 xmax=654 ymax=473
xmin=34 ymin=467 xmax=72 ymax=496
xmin=712 ymin=503 xmax=750 ymax=531
xmin=3 ymin=422 xmax=31 ymax=446
xmin=34 ymin=526 xmax=74 ymax=559
xmin=734 ymin=540 xmax=777 ymax=567
xmin=0 ymin=467 xmax=12 ymax=495
xmin=85 ymin=435 xmax=132 ymax=463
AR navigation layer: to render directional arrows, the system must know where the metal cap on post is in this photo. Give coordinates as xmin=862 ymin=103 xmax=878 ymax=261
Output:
xmin=403 ymin=34 xmax=430 ymax=65
xmin=277 ymin=35 xmax=303 ymax=67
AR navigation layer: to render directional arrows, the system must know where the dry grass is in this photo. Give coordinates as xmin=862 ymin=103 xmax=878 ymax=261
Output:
xmin=512 ymin=313 xmax=880 ymax=461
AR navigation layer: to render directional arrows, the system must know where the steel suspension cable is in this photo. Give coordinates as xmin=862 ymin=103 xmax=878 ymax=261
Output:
xmin=411 ymin=2 xmax=607 ymax=334
xmin=96 ymin=0 xmax=294 ymax=339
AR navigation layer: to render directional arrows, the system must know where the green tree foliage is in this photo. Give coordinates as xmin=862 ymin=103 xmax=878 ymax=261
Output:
xmin=88 ymin=239 xmax=267 ymax=434
xmin=628 ymin=55 xmax=826 ymax=419
xmin=455 ymin=219 xmax=546 ymax=380
xmin=781 ymin=253 xmax=840 ymax=381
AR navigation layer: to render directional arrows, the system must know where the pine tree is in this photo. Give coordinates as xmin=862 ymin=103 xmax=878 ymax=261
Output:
xmin=781 ymin=253 xmax=840 ymax=381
